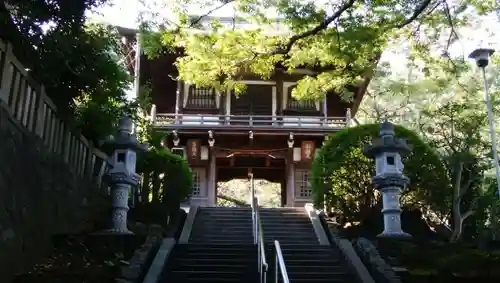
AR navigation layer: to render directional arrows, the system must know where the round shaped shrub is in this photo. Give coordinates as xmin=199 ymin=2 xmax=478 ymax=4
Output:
xmin=312 ymin=123 xmax=449 ymax=222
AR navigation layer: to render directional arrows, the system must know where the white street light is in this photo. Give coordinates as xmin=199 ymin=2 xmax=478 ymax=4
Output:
xmin=468 ymin=48 xmax=500 ymax=197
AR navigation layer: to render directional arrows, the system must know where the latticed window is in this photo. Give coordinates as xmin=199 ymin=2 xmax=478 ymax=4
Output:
xmin=187 ymin=86 xmax=216 ymax=108
xmin=295 ymin=170 xmax=312 ymax=197
xmin=191 ymin=170 xmax=201 ymax=196
xmin=287 ymin=87 xmax=316 ymax=110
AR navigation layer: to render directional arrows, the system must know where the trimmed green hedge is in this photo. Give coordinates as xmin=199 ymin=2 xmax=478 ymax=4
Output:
xmin=312 ymin=124 xmax=449 ymax=221
xmin=137 ymin=147 xmax=193 ymax=204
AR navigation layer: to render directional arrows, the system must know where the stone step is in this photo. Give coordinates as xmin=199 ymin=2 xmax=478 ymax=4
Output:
xmin=198 ymin=210 xmax=308 ymax=215
xmin=189 ymin=240 xmax=255 ymax=245
xmin=268 ymin=244 xmax=359 ymax=283
xmin=266 ymin=244 xmax=336 ymax=250
xmin=276 ymin=279 xmax=352 ymax=283
xmin=191 ymin=226 xmax=316 ymax=234
xmin=198 ymin=209 xmax=308 ymax=217
xmin=174 ymin=252 xmax=257 ymax=260
xmin=189 ymin=236 xmax=255 ymax=242
xmin=286 ymin=271 xmax=353 ymax=279
xmin=199 ymin=211 xmax=308 ymax=216
xmin=190 ymin=239 xmax=315 ymax=245
xmin=268 ymin=266 xmax=346 ymax=274
xmin=170 ymin=264 xmax=255 ymax=272
xmin=167 ymin=270 xmax=257 ymax=280
xmin=195 ymin=216 xmax=311 ymax=224
xmin=191 ymin=226 xmax=315 ymax=234
xmin=164 ymin=279 xmax=254 ymax=283
xmin=278 ymin=259 xmax=345 ymax=267
xmin=173 ymin=249 xmax=257 ymax=256
xmin=160 ymin=243 xmax=260 ymax=283
xmin=278 ymin=252 xmax=342 ymax=261
xmin=190 ymin=233 xmax=318 ymax=241
xmin=190 ymin=241 xmax=321 ymax=246
xmin=190 ymin=224 xmax=253 ymax=231
xmin=190 ymin=233 xmax=318 ymax=240
xmin=181 ymin=280 xmax=255 ymax=283
xmin=176 ymin=243 xmax=256 ymax=249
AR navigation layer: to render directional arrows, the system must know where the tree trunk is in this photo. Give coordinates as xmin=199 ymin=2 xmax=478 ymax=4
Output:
xmin=450 ymin=211 xmax=463 ymax=242
xmin=492 ymin=200 xmax=498 ymax=240
xmin=450 ymin=162 xmax=469 ymax=242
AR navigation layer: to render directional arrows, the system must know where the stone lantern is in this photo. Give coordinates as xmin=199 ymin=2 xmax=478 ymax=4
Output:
xmin=101 ymin=116 xmax=148 ymax=234
xmin=363 ymin=121 xmax=411 ymax=238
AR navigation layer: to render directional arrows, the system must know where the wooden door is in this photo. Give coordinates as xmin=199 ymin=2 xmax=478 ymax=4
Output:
xmin=230 ymin=85 xmax=273 ymax=125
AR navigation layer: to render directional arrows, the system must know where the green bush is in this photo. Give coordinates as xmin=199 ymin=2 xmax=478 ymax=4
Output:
xmin=312 ymin=123 xmax=449 ymax=222
xmin=137 ymin=147 xmax=193 ymax=204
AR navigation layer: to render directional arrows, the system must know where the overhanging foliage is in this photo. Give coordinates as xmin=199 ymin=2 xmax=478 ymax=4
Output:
xmin=139 ymin=0 xmax=497 ymax=100
xmin=3 ymin=1 xmax=143 ymax=144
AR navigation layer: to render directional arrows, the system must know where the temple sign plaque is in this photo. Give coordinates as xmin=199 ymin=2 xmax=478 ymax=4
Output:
xmin=301 ymin=141 xmax=315 ymax=161
xmin=187 ymin=139 xmax=201 ymax=160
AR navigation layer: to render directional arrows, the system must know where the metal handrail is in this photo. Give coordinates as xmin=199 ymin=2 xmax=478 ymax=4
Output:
xmin=274 ymin=240 xmax=290 ymax=283
xmin=249 ymin=173 xmax=268 ymax=283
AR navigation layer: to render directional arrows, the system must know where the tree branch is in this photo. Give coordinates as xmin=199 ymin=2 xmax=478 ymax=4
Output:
xmin=461 ymin=209 xmax=475 ymax=221
xmin=461 ymin=196 xmax=479 ymax=222
xmin=272 ymin=0 xmax=356 ymax=55
xmin=189 ymin=0 xmax=236 ymax=27
xmin=443 ymin=3 xmax=459 ymax=52
xmin=395 ymin=0 xmax=433 ymax=28
xmin=453 ymin=162 xmax=464 ymax=205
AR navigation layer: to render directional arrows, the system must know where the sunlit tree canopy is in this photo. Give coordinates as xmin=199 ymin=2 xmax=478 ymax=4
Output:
xmin=139 ymin=0 xmax=497 ymax=100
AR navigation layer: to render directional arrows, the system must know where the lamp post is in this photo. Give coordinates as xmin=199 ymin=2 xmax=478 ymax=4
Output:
xmin=468 ymin=48 xmax=500 ymax=197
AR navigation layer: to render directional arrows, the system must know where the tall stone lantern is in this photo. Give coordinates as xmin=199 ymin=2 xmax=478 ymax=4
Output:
xmin=363 ymin=121 xmax=411 ymax=238
xmin=101 ymin=116 xmax=148 ymax=234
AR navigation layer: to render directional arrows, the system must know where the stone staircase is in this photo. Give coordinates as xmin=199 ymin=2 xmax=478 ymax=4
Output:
xmin=190 ymin=207 xmax=254 ymax=243
xmin=261 ymin=208 xmax=360 ymax=283
xmin=159 ymin=207 xmax=361 ymax=283
xmin=159 ymin=207 xmax=258 ymax=282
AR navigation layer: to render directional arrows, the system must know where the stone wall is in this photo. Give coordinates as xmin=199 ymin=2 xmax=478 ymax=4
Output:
xmin=353 ymin=238 xmax=402 ymax=283
xmin=0 ymin=104 xmax=108 ymax=282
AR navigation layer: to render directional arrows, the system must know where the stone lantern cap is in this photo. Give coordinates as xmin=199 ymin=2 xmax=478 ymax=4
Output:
xmin=101 ymin=116 xmax=149 ymax=154
xmin=363 ymin=121 xmax=411 ymax=158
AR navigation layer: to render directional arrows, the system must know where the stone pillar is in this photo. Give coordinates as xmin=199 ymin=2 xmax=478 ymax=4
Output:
xmin=363 ymin=121 xmax=411 ymax=238
xmin=101 ymin=116 xmax=148 ymax=234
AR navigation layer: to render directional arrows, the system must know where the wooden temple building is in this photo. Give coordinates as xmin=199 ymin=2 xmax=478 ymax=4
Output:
xmin=117 ymin=18 xmax=370 ymax=207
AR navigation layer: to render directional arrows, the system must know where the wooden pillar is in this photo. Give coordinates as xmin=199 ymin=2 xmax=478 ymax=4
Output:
xmin=207 ymin=147 xmax=217 ymax=206
xmin=225 ymin=89 xmax=231 ymax=124
xmin=272 ymin=86 xmax=277 ymax=124
xmin=276 ymin=72 xmax=284 ymax=115
xmin=285 ymin=149 xmax=295 ymax=207
xmin=175 ymin=80 xmax=181 ymax=123
xmin=280 ymin=180 xmax=287 ymax=207
xmin=323 ymin=96 xmax=328 ymax=126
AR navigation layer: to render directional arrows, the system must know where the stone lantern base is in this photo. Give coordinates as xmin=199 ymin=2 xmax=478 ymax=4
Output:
xmin=377 ymin=231 xmax=412 ymax=238
xmin=101 ymin=228 xmax=134 ymax=235
xmin=93 ymin=227 xmax=134 ymax=235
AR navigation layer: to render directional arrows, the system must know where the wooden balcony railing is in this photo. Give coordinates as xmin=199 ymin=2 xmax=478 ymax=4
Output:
xmin=152 ymin=112 xmax=351 ymax=131
xmin=0 ymin=39 xmax=109 ymax=184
